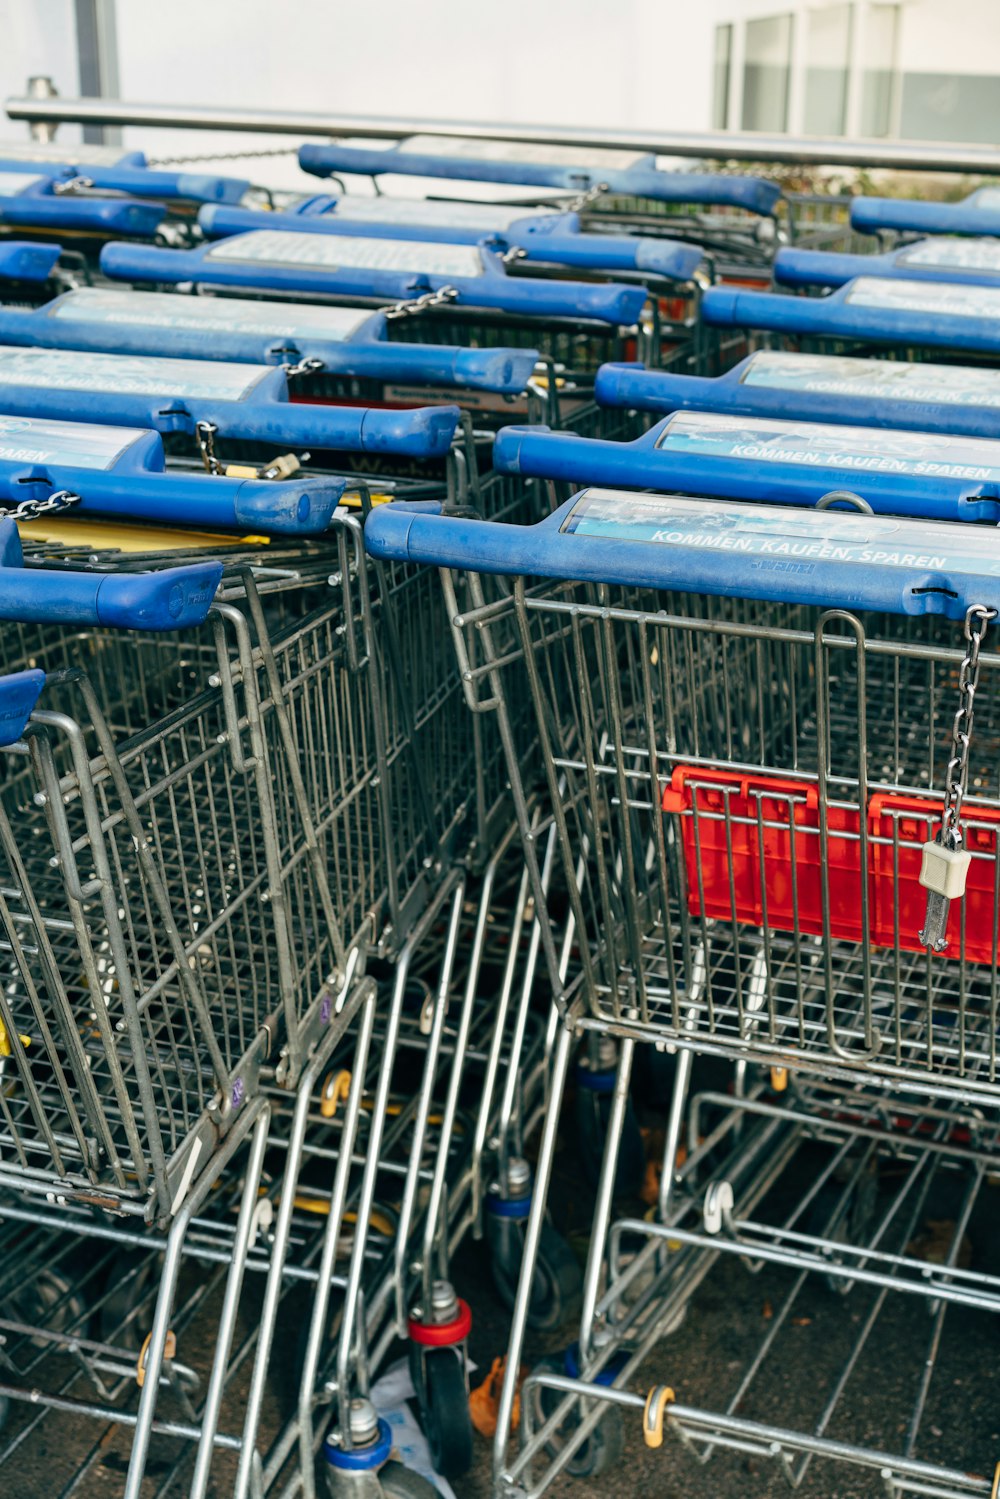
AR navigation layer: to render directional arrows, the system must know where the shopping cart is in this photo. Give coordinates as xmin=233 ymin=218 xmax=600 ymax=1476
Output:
xmin=774 ymin=235 xmax=1000 ymax=291
xmin=99 ymin=230 xmax=648 ymax=323
xmin=490 ymin=406 xmax=1000 ymax=522
xmin=199 ymin=198 xmax=707 ymax=282
xmin=0 ymin=431 xmax=559 ymax=1490
xmin=0 ymin=410 xmax=355 ymax=532
xmin=89 ymin=236 xmax=681 ymax=414
xmin=594 ymin=351 xmax=1000 ymax=438
xmin=366 ymin=484 xmax=1000 ymax=1496
xmin=296 ymin=136 xmax=782 ymax=272
xmin=0 ymin=344 xmax=458 ymax=464
xmin=0 ymin=139 xmax=252 ymax=204
xmin=0 ymin=282 xmax=539 ymax=392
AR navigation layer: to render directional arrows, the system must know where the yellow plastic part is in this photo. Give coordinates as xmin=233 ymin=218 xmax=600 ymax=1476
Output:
xmin=771 ymin=1066 xmax=789 ymax=1092
xmin=18 ymin=518 xmax=269 ymax=551
xmin=338 ymin=491 xmax=393 ymax=510
xmin=320 ymin=1069 xmax=352 ymax=1119
xmin=0 ymin=1018 xmax=30 ymax=1058
xmin=223 ymin=463 xmax=262 ymax=479
xmin=992 ymin=1461 xmax=1000 ymax=1499
xmin=136 ymin=1328 xmax=176 ymax=1387
xmin=642 ymin=1385 xmax=675 ymax=1449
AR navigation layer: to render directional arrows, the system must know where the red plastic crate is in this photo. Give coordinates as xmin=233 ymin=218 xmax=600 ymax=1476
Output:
xmin=662 ymin=767 xmax=864 ymax=942
xmin=869 ymin=794 xmax=1000 ymax=964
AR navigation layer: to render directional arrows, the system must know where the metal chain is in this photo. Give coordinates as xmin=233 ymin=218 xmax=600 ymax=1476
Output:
xmin=383 ymin=285 xmax=459 ymax=321
xmin=52 ymin=175 xmax=93 ymax=195
xmin=565 ymin=181 xmax=610 ymax=212
xmin=195 ymin=420 xmax=222 ymax=476
xmin=146 ymin=147 xmax=299 ymax=167
xmin=0 ymin=489 xmax=81 ymax=521
xmin=281 ymin=355 xmax=325 ymax=380
xmin=939 ymin=603 xmax=997 ymax=849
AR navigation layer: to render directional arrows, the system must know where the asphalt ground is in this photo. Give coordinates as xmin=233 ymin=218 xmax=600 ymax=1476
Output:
xmin=2 ymin=1057 xmax=998 ymax=1499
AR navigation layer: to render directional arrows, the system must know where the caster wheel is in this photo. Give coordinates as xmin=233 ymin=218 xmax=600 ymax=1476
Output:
xmin=100 ymin=1249 xmax=159 ymax=1347
xmin=378 ymin=1461 xmax=439 ymax=1499
xmin=806 ymin=1160 xmax=878 ymax=1295
xmin=528 ymin=1353 xmax=624 ymax=1478
xmin=411 ymin=1346 xmax=473 ymax=1479
xmin=487 ymin=1213 xmax=582 ymax=1331
xmin=575 ymin=1072 xmax=645 ymax=1196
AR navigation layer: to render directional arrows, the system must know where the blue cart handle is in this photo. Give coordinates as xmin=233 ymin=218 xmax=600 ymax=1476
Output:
xmin=596 ymin=362 xmax=721 ymax=413
xmin=8 ymin=469 xmax=348 ymax=535
xmin=99 ymin=241 xmax=649 ymax=327
xmin=0 ymin=241 xmax=64 ymax=283
xmin=774 ymin=247 xmax=890 ymax=290
xmin=0 ymin=518 xmax=222 ymax=629
xmin=0 ymin=668 xmax=45 ymax=745
xmin=506 ymin=229 xmax=703 ymax=281
xmin=0 ymin=196 xmax=165 ymax=236
xmin=701 ymin=282 xmax=1000 ymax=355
xmin=310 ymin=343 xmax=538 ymax=395
xmin=81 ymin=165 xmax=251 ymax=205
xmin=297 ymin=144 xmax=782 ymax=216
xmin=851 ymin=197 xmax=1000 ymax=238
xmin=364 ymin=493 xmax=1000 ymax=620
xmin=215 ymin=401 xmax=460 ymax=460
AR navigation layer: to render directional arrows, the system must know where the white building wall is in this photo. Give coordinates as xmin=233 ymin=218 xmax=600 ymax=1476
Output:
xmin=0 ymin=0 xmax=716 ymax=195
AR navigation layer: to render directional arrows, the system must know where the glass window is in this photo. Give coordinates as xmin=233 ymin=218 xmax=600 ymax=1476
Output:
xmin=804 ymin=5 xmax=853 ymax=137
xmin=713 ymin=24 xmax=732 ymax=131
xmin=742 ymin=14 xmax=793 ymax=133
xmin=861 ymin=4 xmax=898 ymax=137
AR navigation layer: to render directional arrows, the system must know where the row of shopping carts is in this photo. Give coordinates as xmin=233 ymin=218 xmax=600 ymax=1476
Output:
xmin=0 ymin=122 xmax=997 ymax=1499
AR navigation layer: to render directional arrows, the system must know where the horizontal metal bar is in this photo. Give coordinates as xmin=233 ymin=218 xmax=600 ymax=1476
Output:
xmin=5 ymin=95 xmax=1000 ymax=174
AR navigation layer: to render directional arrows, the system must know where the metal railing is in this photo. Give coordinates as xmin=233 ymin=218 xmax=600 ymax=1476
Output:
xmin=6 ymin=88 xmax=1000 ymax=175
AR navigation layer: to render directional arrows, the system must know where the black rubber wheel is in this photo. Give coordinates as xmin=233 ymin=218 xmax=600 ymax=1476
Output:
xmin=418 ymin=1347 xmax=473 ymax=1479
xmin=529 ymin=1354 xmax=624 ymax=1479
xmin=379 ymin=1458 xmax=440 ymax=1499
xmin=99 ymin=1249 xmax=159 ymax=1347
xmin=487 ymin=1214 xmax=582 ymax=1331
xmin=575 ymin=1084 xmax=645 ymax=1196
xmin=806 ymin=1160 xmax=879 ymax=1295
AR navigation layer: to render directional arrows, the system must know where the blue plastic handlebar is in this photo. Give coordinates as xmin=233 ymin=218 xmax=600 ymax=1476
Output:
xmin=0 ymin=241 xmax=64 ymax=282
xmin=0 ymin=518 xmax=222 ymax=628
xmin=98 ymin=240 xmax=649 ymax=326
xmin=851 ymin=196 xmax=1000 ymax=238
xmin=701 ymin=281 xmax=1000 ymax=355
xmin=0 ymin=195 xmax=165 ymax=236
xmin=296 ymin=141 xmax=783 ymax=216
xmin=774 ymin=244 xmax=1000 ymax=291
xmin=0 ymin=668 xmax=44 ymax=745
xmin=592 ymin=358 xmax=1000 ymax=439
xmin=363 ymin=491 xmax=1000 ymax=620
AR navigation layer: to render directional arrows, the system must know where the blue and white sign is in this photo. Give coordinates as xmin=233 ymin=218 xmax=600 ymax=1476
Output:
xmin=49 ymin=286 xmax=371 ymax=340
xmin=0 ymin=345 xmax=271 ymax=400
xmin=207 ymin=229 xmax=485 ymax=278
xmin=562 ymin=489 xmax=1000 ymax=572
xmin=0 ymin=414 xmax=144 ymax=467
xmin=846 ymin=276 xmax=1000 ymax=320
xmin=655 ymin=410 xmax=1000 ymax=481
xmin=0 ymin=170 xmax=46 ymax=197
xmin=741 ymin=351 xmax=1000 ymax=408
xmin=898 ymin=238 xmax=1000 ymax=272
xmin=331 ymin=195 xmax=527 ymax=231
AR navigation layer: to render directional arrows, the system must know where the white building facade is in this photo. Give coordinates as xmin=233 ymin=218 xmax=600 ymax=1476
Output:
xmin=707 ymin=0 xmax=1000 ymax=144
